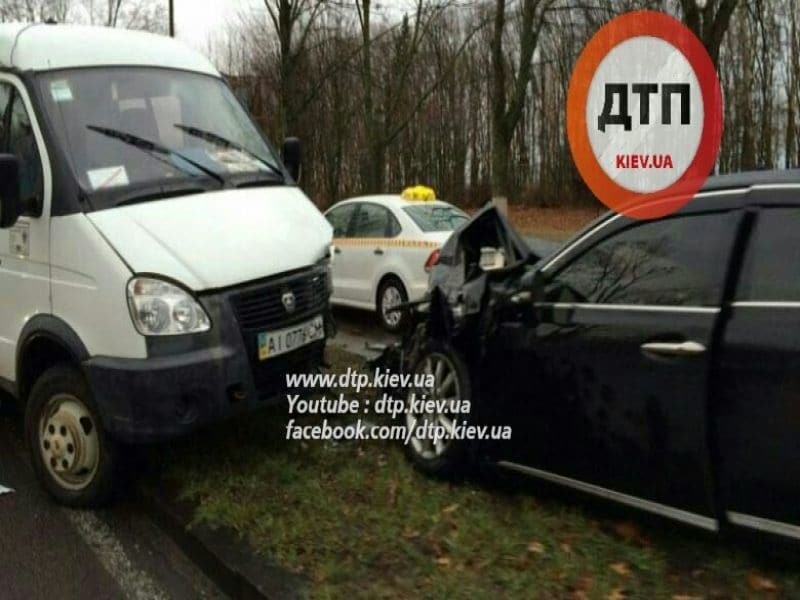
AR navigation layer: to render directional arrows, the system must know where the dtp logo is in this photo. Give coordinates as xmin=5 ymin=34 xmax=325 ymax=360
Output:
xmin=567 ymin=11 xmax=723 ymax=219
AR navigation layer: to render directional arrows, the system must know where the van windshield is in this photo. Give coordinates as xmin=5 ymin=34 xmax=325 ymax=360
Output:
xmin=38 ymin=68 xmax=284 ymax=206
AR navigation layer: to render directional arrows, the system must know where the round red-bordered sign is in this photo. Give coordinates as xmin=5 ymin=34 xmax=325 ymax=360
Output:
xmin=566 ymin=10 xmax=723 ymax=219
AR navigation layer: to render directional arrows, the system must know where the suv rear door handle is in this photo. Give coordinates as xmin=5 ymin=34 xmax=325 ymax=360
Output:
xmin=641 ymin=340 xmax=706 ymax=357
xmin=374 ymin=248 xmax=384 ymax=255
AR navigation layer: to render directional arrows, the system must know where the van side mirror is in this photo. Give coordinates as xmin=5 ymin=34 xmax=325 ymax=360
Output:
xmin=0 ymin=154 xmax=21 ymax=229
xmin=282 ymin=137 xmax=301 ymax=183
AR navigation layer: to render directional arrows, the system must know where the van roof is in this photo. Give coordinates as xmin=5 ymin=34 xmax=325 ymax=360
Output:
xmin=0 ymin=23 xmax=218 ymax=76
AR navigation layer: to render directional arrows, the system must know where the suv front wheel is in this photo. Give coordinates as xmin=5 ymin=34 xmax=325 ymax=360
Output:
xmin=25 ymin=365 xmax=115 ymax=507
xmin=404 ymin=341 xmax=472 ymax=477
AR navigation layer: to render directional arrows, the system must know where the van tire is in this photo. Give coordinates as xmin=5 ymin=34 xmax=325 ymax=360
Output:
xmin=25 ymin=365 xmax=115 ymax=508
xmin=377 ymin=276 xmax=408 ymax=333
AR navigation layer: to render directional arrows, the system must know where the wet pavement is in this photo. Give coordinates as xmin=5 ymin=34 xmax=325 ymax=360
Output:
xmin=0 ymin=399 xmax=224 ymax=600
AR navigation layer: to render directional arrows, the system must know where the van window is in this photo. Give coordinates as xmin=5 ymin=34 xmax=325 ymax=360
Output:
xmin=736 ymin=208 xmax=800 ymax=302
xmin=549 ymin=213 xmax=731 ymax=306
xmin=37 ymin=68 xmax=283 ymax=208
xmin=0 ymin=84 xmax=11 ymax=142
xmin=6 ymin=91 xmax=43 ymax=210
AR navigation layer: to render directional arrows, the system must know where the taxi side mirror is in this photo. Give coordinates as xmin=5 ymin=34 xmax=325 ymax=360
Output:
xmin=282 ymin=137 xmax=301 ymax=183
xmin=0 ymin=154 xmax=21 ymax=229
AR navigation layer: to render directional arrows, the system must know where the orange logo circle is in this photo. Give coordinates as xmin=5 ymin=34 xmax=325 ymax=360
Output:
xmin=567 ymin=11 xmax=723 ymax=219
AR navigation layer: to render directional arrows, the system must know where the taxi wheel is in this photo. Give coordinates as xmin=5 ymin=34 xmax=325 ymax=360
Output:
xmin=25 ymin=364 xmax=116 ymax=508
xmin=377 ymin=276 xmax=408 ymax=333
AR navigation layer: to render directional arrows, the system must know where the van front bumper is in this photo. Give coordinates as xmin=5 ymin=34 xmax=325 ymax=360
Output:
xmin=83 ymin=340 xmax=325 ymax=444
xmin=83 ymin=266 xmax=331 ymax=444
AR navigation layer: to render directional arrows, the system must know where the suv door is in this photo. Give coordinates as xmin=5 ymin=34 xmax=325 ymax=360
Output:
xmin=496 ymin=207 xmax=740 ymax=524
xmin=716 ymin=190 xmax=800 ymax=539
xmin=0 ymin=78 xmax=50 ymax=385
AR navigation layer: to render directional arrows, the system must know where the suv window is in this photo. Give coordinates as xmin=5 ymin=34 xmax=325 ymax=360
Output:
xmin=352 ymin=203 xmax=392 ymax=238
xmin=6 ymin=90 xmax=43 ymax=210
xmin=737 ymin=208 xmax=800 ymax=302
xmin=326 ymin=204 xmax=356 ymax=237
xmin=548 ymin=213 xmax=731 ymax=306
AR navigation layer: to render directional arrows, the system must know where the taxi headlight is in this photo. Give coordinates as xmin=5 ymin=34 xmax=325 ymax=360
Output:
xmin=127 ymin=277 xmax=211 ymax=336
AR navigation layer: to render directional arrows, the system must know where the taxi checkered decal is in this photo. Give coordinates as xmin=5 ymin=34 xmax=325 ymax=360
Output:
xmin=333 ymin=238 xmax=439 ymax=249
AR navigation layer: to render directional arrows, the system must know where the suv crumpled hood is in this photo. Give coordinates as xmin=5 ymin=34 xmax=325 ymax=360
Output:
xmin=87 ymin=187 xmax=332 ymax=291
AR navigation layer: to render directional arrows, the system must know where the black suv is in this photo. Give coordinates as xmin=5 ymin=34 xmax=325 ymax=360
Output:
xmin=380 ymin=170 xmax=800 ymax=543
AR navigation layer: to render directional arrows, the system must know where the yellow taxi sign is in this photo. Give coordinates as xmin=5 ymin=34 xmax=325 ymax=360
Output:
xmin=401 ymin=185 xmax=436 ymax=202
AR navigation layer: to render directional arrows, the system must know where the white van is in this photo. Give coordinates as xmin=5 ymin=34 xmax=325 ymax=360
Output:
xmin=0 ymin=24 xmax=333 ymax=506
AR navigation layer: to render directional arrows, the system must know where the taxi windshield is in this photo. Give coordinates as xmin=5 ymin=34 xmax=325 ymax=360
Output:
xmin=38 ymin=68 xmax=283 ymax=207
xmin=404 ymin=203 xmax=469 ymax=232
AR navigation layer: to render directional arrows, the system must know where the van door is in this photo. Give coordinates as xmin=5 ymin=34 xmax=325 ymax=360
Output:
xmin=715 ymin=190 xmax=800 ymax=539
xmin=0 ymin=77 xmax=51 ymax=385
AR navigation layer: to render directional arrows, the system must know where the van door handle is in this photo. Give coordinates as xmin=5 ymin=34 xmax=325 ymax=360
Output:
xmin=640 ymin=341 xmax=706 ymax=357
xmin=374 ymin=248 xmax=384 ymax=256
xmin=333 ymin=246 xmax=341 ymax=255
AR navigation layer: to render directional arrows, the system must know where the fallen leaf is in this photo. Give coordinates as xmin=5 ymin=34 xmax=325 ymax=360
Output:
xmin=435 ymin=556 xmax=451 ymax=568
xmin=748 ymin=572 xmax=779 ymax=593
xmin=527 ymin=541 xmax=545 ymax=555
xmin=610 ymin=562 xmax=631 ymax=577
xmin=442 ymin=503 xmax=460 ymax=515
xmin=560 ymin=542 xmax=573 ymax=554
xmin=571 ymin=575 xmax=593 ymax=599
xmin=612 ymin=521 xmax=651 ymax=546
xmin=388 ymin=479 xmax=399 ymax=506
xmin=402 ymin=529 xmax=420 ymax=540
xmin=607 ymin=587 xmax=627 ymax=600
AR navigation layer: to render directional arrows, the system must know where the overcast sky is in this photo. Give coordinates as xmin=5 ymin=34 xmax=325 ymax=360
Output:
xmin=173 ymin=0 xmax=407 ymax=56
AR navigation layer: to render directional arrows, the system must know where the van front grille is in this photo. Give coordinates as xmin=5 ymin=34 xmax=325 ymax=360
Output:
xmin=230 ymin=269 xmax=328 ymax=332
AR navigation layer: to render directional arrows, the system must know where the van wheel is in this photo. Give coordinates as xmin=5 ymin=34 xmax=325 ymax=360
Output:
xmin=378 ymin=276 xmax=407 ymax=333
xmin=404 ymin=341 xmax=472 ymax=477
xmin=25 ymin=365 xmax=115 ymax=507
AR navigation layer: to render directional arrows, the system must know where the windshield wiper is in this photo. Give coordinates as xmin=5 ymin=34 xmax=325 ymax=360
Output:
xmin=86 ymin=125 xmax=225 ymax=187
xmin=174 ymin=123 xmax=285 ymax=182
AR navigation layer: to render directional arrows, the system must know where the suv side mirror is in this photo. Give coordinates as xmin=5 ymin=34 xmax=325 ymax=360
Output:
xmin=515 ymin=266 xmax=548 ymax=304
xmin=0 ymin=154 xmax=21 ymax=229
xmin=282 ymin=137 xmax=301 ymax=182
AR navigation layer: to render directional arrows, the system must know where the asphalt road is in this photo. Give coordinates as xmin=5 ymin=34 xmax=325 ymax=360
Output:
xmin=0 ymin=396 xmax=224 ymax=600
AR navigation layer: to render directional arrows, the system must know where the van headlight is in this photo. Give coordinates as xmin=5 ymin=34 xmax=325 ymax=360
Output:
xmin=127 ymin=277 xmax=211 ymax=336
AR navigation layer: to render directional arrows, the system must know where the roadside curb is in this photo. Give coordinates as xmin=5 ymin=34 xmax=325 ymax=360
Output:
xmin=136 ymin=485 xmax=307 ymax=600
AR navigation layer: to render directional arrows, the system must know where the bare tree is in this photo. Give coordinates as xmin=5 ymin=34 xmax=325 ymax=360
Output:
xmin=262 ymin=0 xmax=326 ymax=138
xmin=490 ymin=0 xmax=552 ymax=199
xmin=0 ymin=0 xmax=71 ymax=22
xmin=678 ymin=0 xmax=739 ymax=68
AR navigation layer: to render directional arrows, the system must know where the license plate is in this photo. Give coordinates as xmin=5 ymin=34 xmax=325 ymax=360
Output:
xmin=257 ymin=315 xmax=324 ymax=361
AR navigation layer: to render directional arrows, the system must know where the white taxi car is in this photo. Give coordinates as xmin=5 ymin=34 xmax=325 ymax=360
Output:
xmin=325 ymin=187 xmax=469 ymax=331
